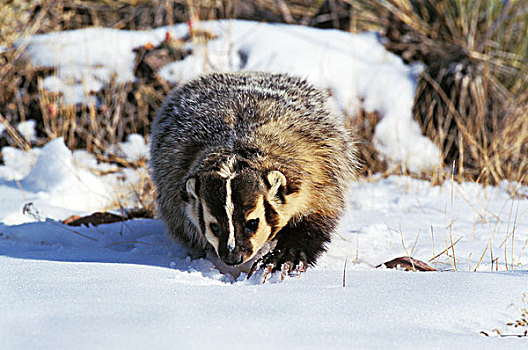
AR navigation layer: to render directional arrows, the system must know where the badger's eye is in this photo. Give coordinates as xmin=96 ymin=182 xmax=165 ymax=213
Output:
xmin=244 ymin=219 xmax=259 ymax=233
xmin=210 ymin=223 xmax=221 ymax=236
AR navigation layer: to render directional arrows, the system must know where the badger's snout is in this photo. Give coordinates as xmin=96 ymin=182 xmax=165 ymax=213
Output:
xmin=221 ymin=249 xmax=244 ymax=266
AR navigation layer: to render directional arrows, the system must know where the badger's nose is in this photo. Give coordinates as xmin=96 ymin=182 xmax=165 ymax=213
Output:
xmin=222 ymin=251 xmax=244 ymax=266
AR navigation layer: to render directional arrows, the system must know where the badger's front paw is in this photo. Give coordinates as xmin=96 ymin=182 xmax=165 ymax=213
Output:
xmin=247 ymin=248 xmax=308 ymax=284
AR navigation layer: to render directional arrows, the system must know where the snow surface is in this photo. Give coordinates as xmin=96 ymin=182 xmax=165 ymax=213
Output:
xmin=0 ymin=138 xmax=145 ymax=224
xmin=22 ymin=20 xmax=440 ymax=172
xmin=1 ymin=137 xmax=528 ymax=348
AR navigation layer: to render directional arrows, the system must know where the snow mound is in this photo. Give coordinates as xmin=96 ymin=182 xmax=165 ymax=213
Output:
xmin=16 ymin=120 xmax=37 ymax=143
xmin=0 ymin=137 xmax=147 ymax=224
xmin=23 ymin=20 xmax=441 ymax=172
xmin=20 ymin=138 xmax=110 ymax=211
xmin=108 ymin=134 xmax=149 ymax=162
xmin=0 ymin=146 xmax=39 ymax=181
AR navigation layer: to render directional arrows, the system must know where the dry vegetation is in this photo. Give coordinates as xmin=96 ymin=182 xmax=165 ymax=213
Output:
xmin=481 ymin=291 xmax=528 ymax=337
xmin=0 ymin=0 xmax=527 ymax=187
xmin=346 ymin=0 xmax=528 ymax=185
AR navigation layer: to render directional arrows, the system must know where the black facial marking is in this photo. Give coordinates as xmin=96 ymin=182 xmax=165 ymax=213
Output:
xmin=263 ymin=198 xmax=281 ymax=241
xmin=201 ymin=174 xmax=228 ymax=224
xmin=210 ymin=223 xmax=221 ymax=237
xmin=226 ymin=170 xmax=266 ymax=260
xmin=263 ymin=198 xmax=280 ymax=228
xmin=198 ymin=200 xmax=205 ymax=236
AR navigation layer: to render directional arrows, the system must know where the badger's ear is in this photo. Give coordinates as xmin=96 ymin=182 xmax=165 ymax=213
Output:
xmin=267 ymin=170 xmax=286 ymax=202
xmin=185 ymin=177 xmax=198 ymax=200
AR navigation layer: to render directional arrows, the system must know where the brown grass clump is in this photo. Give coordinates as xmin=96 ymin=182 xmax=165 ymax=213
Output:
xmin=350 ymin=0 xmax=528 ymax=185
xmin=0 ymin=1 xmax=182 ymax=156
xmin=345 ymin=109 xmax=388 ymax=177
xmin=1 ymin=0 xmax=325 ymax=38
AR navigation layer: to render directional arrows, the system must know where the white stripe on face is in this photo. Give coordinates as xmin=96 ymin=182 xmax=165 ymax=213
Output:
xmin=218 ymin=156 xmax=236 ymax=178
xmin=217 ymin=157 xmax=237 ymax=253
xmin=225 ymin=176 xmax=235 ymax=251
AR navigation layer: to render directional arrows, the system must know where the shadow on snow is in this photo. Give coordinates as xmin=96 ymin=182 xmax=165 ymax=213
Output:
xmin=0 ymin=218 xmax=241 ymax=282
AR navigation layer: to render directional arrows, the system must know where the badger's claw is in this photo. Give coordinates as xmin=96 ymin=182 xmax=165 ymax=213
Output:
xmin=246 ymin=259 xmax=262 ymax=280
xmin=280 ymin=262 xmax=292 ymax=281
xmin=292 ymin=260 xmax=306 ymax=276
xmin=260 ymin=263 xmax=275 ymax=284
xmin=246 ymin=249 xmax=308 ymax=283
xmin=280 ymin=260 xmax=306 ymax=278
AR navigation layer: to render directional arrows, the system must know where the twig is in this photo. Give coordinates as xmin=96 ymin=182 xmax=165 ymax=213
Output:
xmin=276 ymin=0 xmax=293 ymax=23
xmin=55 ymin=223 xmax=98 ymax=242
xmin=429 ymin=236 xmax=463 ymax=262
xmin=398 ymin=224 xmax=415 ymax=270
xmin=430 ymin=225 xmax=437 ymax=270
xmin=449 ymin=160 xmax=457 ymax=271
xmin=503 ymin=197 xmax=515 ymax=270
xmin=473 ymin=242 xmax=489 ymax=272
xmin=0 ymin=112 xmax=31 ymax=151
xmin=23 ymin=202 xmax=98 ymax=242
xmin=342 ymin=256 xmax=348 ymax=287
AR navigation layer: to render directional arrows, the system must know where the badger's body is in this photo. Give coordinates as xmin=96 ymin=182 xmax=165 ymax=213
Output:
xmin=150 ymin=72 xmax=356 ymax=275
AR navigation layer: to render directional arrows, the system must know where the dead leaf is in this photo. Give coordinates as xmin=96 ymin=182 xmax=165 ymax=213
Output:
xmin=63 ymin=208 xmax=154 ymax=227
xmin=63 ymin=212 xmax=124 ymax=227
xmin=377 ymin=256 xmax=436 ymax=271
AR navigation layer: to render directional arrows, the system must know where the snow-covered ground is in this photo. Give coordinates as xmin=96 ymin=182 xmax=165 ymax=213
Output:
xmin=1 ymin=135 xmax=527 ymax=348
xmin=2 ymin=19 xmax=528 ymax=348
xmin=2 ymin=259 xmax=526 ymax=349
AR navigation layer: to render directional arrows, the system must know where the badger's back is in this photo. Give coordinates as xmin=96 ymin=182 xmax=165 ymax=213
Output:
xmin=152 ymin=72 xmax=338 ymax=144
xmin=150 ymin=72 xmax=356 ymax=265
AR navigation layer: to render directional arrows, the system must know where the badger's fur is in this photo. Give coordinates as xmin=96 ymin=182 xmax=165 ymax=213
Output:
xmin=150 ymin=72 xmax=357 ymax=274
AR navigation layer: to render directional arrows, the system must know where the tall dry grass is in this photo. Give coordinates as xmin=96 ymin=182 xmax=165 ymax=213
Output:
xmin=350 ymin=0 xmax=528 ymax=185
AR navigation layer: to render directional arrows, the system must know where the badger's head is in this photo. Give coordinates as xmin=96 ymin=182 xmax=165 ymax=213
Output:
xmin=182 ymin=159 xmax=296 ymax=266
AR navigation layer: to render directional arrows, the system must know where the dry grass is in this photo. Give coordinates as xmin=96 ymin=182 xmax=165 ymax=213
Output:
xmin=350 ymin=0 xmax=528 ymax=185
xmin=345 ymin=110 xmax=388 ymax=177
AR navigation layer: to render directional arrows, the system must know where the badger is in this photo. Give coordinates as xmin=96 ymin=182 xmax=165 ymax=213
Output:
xmin=149 ymin=72 xmax=356 ymax=279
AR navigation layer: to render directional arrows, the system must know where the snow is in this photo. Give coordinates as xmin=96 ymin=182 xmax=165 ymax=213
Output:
xmin=0 ymin=138 xmax=144 ymax=224
xmin=22 ymin=20 xmax=440 ymax=172
xmin=1 ymin=138 xmax=528 ymax=347
xmin=108 ymin=133 xmax=149 ymax=163
xmin=2 ymin=258 xmax=526 ymax=349
xmin=15 ymin=120 xmax=37 ymax=143
xmin=0 ymin=146 xmax=39 ymax=181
